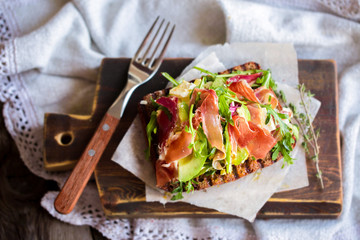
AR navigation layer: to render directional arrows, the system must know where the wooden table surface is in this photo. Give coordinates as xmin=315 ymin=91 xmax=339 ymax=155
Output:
xmin=43 ymin=58 xmax=341 ymax=219
xmin=0 ymin=103 xmax=107 ymax=240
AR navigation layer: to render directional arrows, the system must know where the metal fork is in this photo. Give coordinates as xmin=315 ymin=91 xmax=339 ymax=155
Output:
xmin=109 ymin=16 xmax=175 ymax=118
xmin=54 ymin=17 xmax=175 ymax=214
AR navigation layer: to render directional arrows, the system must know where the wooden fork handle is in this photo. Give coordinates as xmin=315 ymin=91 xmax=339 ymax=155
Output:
xmin=54 ymin=113 xmax=119 ymax=214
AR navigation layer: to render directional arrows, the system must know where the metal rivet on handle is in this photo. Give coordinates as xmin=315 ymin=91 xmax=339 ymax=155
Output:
xmin=88 ymin=149 xmax=96 ymax=157
xmin=102 ymin=123 xmax=110 ymax=131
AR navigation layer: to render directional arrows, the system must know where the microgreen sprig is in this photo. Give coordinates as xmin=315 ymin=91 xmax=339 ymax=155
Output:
xmin=261 ymin=104 xmax=290 ymax=135
xmin=145 ymin=111 xmax=157 ymax=159
xmin=193 ymin=66 xmax=217 ymax=78
xmin=224 ymin=123 xmax=232 ymax=173
xmin=171 ymin=181 xmax=184 ymax=200
xmin=185 ymin=104 xmax=196 ymax=149
xmin=162 ymin=72 xmax=179 ymax=86
xmin=171 ymin=179 xmax=199 ymax=200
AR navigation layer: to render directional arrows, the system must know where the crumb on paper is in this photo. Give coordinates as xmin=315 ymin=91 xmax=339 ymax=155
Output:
xmin=252 ymin=170 xmax=262 ymax=181
xmin=140 ymin=100 xmax=148 ymax=105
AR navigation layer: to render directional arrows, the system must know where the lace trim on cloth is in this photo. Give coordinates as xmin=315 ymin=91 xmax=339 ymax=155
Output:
xmin=0 ymin=7 xmax=127 ymax=240
xmin=255 ymin=0 xmax=360 ymax=21
xmin=0 ymin=9 xmax=67 ymax=183
xmin=318 ymin=0 xmax=360 ymax=21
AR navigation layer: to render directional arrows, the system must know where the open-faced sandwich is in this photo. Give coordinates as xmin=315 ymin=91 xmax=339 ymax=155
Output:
xmin=139 ymin=62 xmax=299 ymax=200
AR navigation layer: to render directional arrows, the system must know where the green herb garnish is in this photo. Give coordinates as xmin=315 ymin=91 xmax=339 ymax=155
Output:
xmin=224 ymin=123 xmax=232 ymax=173
xmin=294 ymin=84 xmax=323 ymax=188
xmin=193 ymin=66 xmax=217 ymax=78
xmin=151 ymin=98 xmax=172 ymax=121
xmin=256 ymin=69 xmax=277 ymax=90
xmin=162 ymin=72 xmax=179 ymax=86
xmin=145 ymin=111 xmax=157 ymax=159
xmin=171 ymin=181 xmax=184 ymax=200
xmin=185 ymin=104 xmax=196 ymax=149
xmin=261 ymin=104 xmax=289 ymax=135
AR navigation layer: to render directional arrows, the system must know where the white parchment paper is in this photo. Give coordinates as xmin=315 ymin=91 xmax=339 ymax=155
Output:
xmin=111 ymin=43 xmax=321 ymax=221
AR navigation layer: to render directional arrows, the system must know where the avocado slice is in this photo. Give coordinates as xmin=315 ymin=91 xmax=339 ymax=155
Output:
xmin=232 ymin=147 xmax=249 ymax=166
xmin=178 ymin=153 xmax=206 ymax=182
xmin=178 ymin=136 xmax=208 ymax=182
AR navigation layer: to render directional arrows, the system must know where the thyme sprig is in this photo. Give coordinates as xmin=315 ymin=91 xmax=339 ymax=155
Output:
xmin=278 ymin=84 xmax=324 ymax=189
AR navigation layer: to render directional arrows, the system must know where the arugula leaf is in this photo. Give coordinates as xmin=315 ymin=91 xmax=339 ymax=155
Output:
xmin=198 ymin=76 xmax=206 ymax=89
xmin=271 ymin=134 xmax=295 ymax=166
xmin=224 ymin=123 xmax=232 ymax=173
xmin=151 ymin=98 xmax=172 ymax=121
xmin=281 ymin=145 xmax=294 ymax=166
xmin=215 ymin=69 xmax=257 ymax=78
xmin=184 ymin=180 xmax=194 ymax=193
xmin=212 ymin=84 xmax=245 ymax=126
xmin=145 ymin=111 xmax=158 ymax=159
xmin=193 ymin=66 xmax=217 ymax=78
xmin=185 ymin=104 xmax=196 ymax=149
xmin=185 ymin=104 xmax=208 ymax=158
xmin=272 ymin=143 xmax=280 ymax=160
xmin=255 ymin=69 xmax=277 ymax=90
xmin=261 ymin=104 xmax=296 ymax=166
xmin=261 ymin=104 xmax=289 ymax=135
xmin=223 ymin=93 xmax=246 ymax=104
xmin=218 ymin=95 xmax=233 ymax=126
xmin=192 ymin=126 xmax=208 ymax=159
xmin=162 ymin=72 xmax=179 ymax=86
xmin=171 ymin=181 xmax=184 ymax=200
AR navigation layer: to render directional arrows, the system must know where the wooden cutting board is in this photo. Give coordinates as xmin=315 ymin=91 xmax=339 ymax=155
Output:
xmin=43 ymin=58 xmax=342 ymax=218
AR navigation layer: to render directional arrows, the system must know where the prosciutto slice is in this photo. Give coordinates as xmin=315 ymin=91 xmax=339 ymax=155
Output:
xmin=228 ymin=115 xmax=257 ymax=148
xmin=198 ymin=89 xmax=226 ymax=160
xmin=155 ymin=160 xmax=178 ymax=188
xmin=247 ymin=104 xmax=264 ymax=127
xmin=227 ymin=72 xmax=262 ymax=85
xmin=254 ymin=86 xmax=278 ymax=109
xmin=156 ymin=96 xmax=178 ymax=146
xmin=228 ymin=113 xmax=277 ymax=159
xmin=189 ymin=88 xmax=209 ymax=107
xmin=246 ymin=122 xmax=277 ymax=159
xmin=163 ymin=129 xmax=193 ymax=163
xmin=228 ymin=80 xmax=259 ymax=103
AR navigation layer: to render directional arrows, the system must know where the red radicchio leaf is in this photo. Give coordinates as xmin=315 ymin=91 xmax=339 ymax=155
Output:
xmin=156 ymin=96 xmax=178 ymax=146
xmin=227 ymin=72 xmax=262 ymax=85
xmin=229 ymin=102 xmax=240 ymax=116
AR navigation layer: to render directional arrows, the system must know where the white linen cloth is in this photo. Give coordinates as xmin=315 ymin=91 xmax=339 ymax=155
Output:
xmin=0 ymin=0 xmax=359 ymax=239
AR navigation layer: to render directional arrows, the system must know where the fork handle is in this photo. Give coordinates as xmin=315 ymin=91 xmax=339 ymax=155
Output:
xmin=54 ymin=113 xmax=119 ymax=214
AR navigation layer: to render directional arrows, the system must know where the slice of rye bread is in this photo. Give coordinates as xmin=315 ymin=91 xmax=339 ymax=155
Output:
xmin=138 ymin=62 xmax=286 ymax=192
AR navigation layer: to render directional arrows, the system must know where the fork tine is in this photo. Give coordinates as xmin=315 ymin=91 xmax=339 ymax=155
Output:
xmin=140 ymin=19 xmax=165 ymax=63
xmin=147 ymin=21 xmax=170 ymax=67
xmin=150 ymin=23 xmax=175 ymax=70
xmin=134 ymin=16 xmax=160 ymax=61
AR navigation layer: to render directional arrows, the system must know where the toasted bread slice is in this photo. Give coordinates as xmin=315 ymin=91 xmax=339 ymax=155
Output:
xmin=138 ymin=62 xmax=286 ymax=192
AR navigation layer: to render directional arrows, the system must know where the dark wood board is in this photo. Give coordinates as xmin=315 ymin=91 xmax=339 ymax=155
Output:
xmin=43 ymin=58 xmax=342 ymax=218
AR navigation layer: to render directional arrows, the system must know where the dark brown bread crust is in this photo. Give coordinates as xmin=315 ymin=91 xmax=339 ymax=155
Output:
xmin=219 ymin=62 xmax=261 ymax=75
xmin=138 ymin=62 xmax=284 ymax=192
